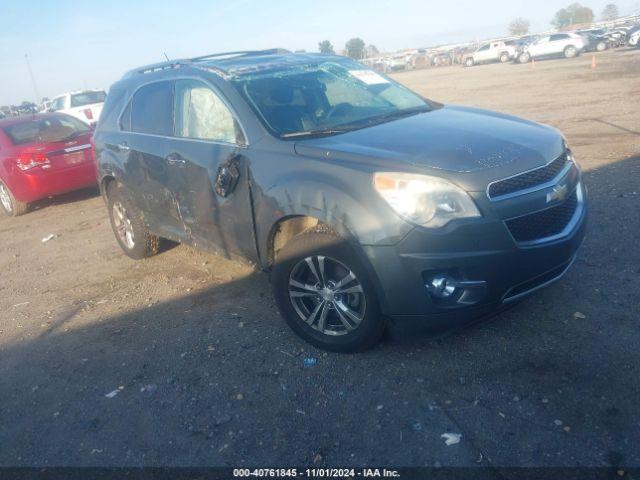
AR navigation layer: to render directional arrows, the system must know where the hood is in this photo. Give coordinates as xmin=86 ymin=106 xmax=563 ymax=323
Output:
xmin=294 ymin=105 xmax=565 ymax=191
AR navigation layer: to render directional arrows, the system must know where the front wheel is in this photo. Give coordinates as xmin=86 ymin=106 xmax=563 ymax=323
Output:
xmin=499 ymin=52 xmax=510 ymax=63
xmin=564 ymin=45 xmax=578 ymax=58
xmin=464 ymin=57 xmax=474 ymax=67
xmin=0 ymin=180 xmax=28 ymax=217
xmin=518 ymin=52 xmax=531 ymax=63
xmin=271 ymin=228 xmax=385 ymax=352
xmin=596 ymin=42 xmax=607 ymax=52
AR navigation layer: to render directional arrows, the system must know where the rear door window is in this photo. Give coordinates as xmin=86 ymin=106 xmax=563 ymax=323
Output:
xmin=130 ymin=81 xmax=174 ymax=136
xmin=550 ymin=34 xmax=568 ymax=41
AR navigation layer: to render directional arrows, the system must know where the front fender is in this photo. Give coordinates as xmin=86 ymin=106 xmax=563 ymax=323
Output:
xmin=252 ymin=167 xmax=414 ymax=264
xmin=252 ymin=174 xmax=412 ymax=316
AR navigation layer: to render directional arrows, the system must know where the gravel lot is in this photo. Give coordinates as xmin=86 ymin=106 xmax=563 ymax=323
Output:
xmin=1 ymin=48 xmax=639 ymax=469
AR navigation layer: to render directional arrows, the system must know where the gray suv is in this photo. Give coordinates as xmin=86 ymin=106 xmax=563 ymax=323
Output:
xmin=94 ymin=49 xmax=587 ymax=352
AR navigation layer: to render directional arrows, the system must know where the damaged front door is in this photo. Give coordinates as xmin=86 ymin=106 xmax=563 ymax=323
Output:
xmin=166 ymin=79 xmax=256 ymax=261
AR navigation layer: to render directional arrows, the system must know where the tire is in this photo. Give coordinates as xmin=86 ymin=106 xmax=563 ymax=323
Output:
xmin=499 ymin=52 xmax=510 ymax=63
xmin=564 ymin=45 xmax=578 ymax=58
xmin=518 ymin=52 xmax=531 ymax=63
xmin=106 ymin=182 xmax=160 ymax=260
xmin=464 ymin=57 xmax=474 ymax=67
xmin=596 ymin=42 xmax=607 ymax=52
xmin=0 ymin=179 xmax=28 ymax=217
xmin=271 ymin=227 xmax=385 ymax=352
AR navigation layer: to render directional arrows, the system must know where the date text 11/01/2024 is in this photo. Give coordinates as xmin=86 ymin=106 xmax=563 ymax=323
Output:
xmin=233 ymin=468 xmax=401 ymax=477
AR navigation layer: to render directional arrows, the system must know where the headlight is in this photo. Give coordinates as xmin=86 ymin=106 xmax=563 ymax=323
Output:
xmin=563 ymin=139 xmax=580 ymax=171
xmin=374 ymin=172 xmax=481 ymax=228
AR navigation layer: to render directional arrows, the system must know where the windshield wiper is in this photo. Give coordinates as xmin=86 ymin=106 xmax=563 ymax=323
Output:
xmin=363 ymin=105 xmax=432 ymax=126
xmin=281 ymin=126 xmax=356 ymax=139
xmin=280 ymin=105 xmax=432 ymax=139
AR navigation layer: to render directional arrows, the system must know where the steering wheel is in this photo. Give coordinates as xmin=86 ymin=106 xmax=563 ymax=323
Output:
xmin=325 ymin=103 xmax=353 ymax=120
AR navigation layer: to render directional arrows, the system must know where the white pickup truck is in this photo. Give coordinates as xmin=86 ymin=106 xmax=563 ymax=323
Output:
xmin=49 ymin=90 xmax=107 ymax=126
xmin=464 ymin=41 xmax=516 ymax=67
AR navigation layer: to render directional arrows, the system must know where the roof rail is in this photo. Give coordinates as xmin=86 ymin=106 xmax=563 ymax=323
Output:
xmin=122 ymin=60 xmax=189 ymax=79
xmin=121 ymin=49 xmax=290 ymax=79
xmin=189 ymin=48 xmax=290 ymax=63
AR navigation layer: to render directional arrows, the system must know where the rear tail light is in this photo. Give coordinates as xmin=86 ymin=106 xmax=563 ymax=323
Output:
xmin=84 ymin=108 xmax=94 ymax=120
xmin=16 ymin=152 xmax=50 ymax=171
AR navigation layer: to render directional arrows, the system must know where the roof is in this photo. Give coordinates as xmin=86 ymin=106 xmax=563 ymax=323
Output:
xmin=121 ymin=49 xmax=347 ymax=79
xmin=52 ymin=89 xmax=106 ymax=97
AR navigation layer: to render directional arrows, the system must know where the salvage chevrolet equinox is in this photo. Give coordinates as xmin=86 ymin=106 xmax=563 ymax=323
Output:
xmin=94 ymin=49 xmax=587 ymax=352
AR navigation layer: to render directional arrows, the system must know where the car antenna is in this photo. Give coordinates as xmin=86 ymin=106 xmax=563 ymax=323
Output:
xmin=163 ymin=52 xmax=170 ymax=61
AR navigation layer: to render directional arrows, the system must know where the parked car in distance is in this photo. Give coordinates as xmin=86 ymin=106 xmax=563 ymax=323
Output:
xmin=40 ymin=99 xmax=52 ymax=112
xmin=579 ymin=31 xmax=609 ymax=52
xmin=464 ymin=41 xmax=516 ymax=66
xmin=49 ymin=89 xmax=107 ymax=126
xmin=628 ymin=26 xmax=640 ymax=47
xmin=0 ymin=113 xmax=96 ymax=216
xmin=94 ymin=50 xmax=587 ymax=352
xmin=518 ymin=32 xmax=588 ymax=63
xmin=602 ymin=28 xmax=627 ymax=47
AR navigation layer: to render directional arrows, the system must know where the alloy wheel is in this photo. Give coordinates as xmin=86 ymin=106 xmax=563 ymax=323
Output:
xmin=288 ymin=255 xmax=366 ymax=336
xmin=0 ymin=183 xmax=12 ymax=213
xmin=112 ymin=201 xmax=135 ymax=249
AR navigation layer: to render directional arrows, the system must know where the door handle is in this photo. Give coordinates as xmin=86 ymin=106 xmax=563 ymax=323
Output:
xmin=166 ymin=153 xmax=186 ymax=167
xmin=117 ymin=142 xmax=130 ymax=152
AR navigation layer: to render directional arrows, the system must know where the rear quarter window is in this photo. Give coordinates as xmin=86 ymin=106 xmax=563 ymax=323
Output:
xmin=130 ymin=81 xmax=174 ymax=136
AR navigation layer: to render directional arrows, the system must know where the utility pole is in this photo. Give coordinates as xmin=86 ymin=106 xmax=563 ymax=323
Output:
xmin=24 ymin=54 xmax=41 ymax=103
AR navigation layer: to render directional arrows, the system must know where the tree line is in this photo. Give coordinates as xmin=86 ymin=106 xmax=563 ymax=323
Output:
xmin=508 ymin=3 xmax=620 ymax=37
xmin=319 ymin=3 xmax=621 ymax=59
xmin=318 ymin=38 xmax=378 ymax=59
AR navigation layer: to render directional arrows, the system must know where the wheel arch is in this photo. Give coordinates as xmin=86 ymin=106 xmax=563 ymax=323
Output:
xmin=99 ymin=173 xmax=117 ymax=198
xmin=254 ymin=178 xmax=407 ymax=317
xmin=253 ymin=177 xmax=410 ymax=269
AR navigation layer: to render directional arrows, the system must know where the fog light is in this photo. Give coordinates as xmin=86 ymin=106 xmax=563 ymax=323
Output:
xmin=427 ymin=276 xmax=457 ymax=298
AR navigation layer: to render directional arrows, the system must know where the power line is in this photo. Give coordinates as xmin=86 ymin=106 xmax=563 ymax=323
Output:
xmin=24 ymin=54 xmax=41 ymax=103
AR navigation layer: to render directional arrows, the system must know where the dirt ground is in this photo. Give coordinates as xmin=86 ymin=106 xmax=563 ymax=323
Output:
xmin=1 ymin=48 xmax=639 ymax=468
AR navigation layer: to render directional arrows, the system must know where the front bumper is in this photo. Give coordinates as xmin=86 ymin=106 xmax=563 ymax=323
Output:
xmin=362 ymin=182 xmax=587 ymax=331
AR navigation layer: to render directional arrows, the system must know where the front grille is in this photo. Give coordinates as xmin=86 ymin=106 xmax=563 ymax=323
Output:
xmin=488 ymin=152 xmax=569 ymax=199
xmin=505 ymin=190 xmax=578 ymax=243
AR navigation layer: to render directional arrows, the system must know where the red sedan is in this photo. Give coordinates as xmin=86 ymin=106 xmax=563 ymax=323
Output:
xmin=0 ymin=113 xmax=97 ymax=216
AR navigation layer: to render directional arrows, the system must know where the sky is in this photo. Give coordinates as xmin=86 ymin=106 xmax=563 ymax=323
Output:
xmin=1 ymin=0 xmax=638 ymax=105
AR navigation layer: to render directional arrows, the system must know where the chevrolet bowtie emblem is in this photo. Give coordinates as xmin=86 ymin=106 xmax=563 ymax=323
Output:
xmin=547 ymin=183 xmax=568 ymax=203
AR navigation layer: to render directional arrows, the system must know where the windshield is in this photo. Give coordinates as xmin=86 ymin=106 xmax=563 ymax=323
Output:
xmin=2 ymin=115 xmax=91 ymax=145
xmin=230 ymin=59 xmax=430 ymax=138
xmin=70 ymin=91 xmax=106 ymax=108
